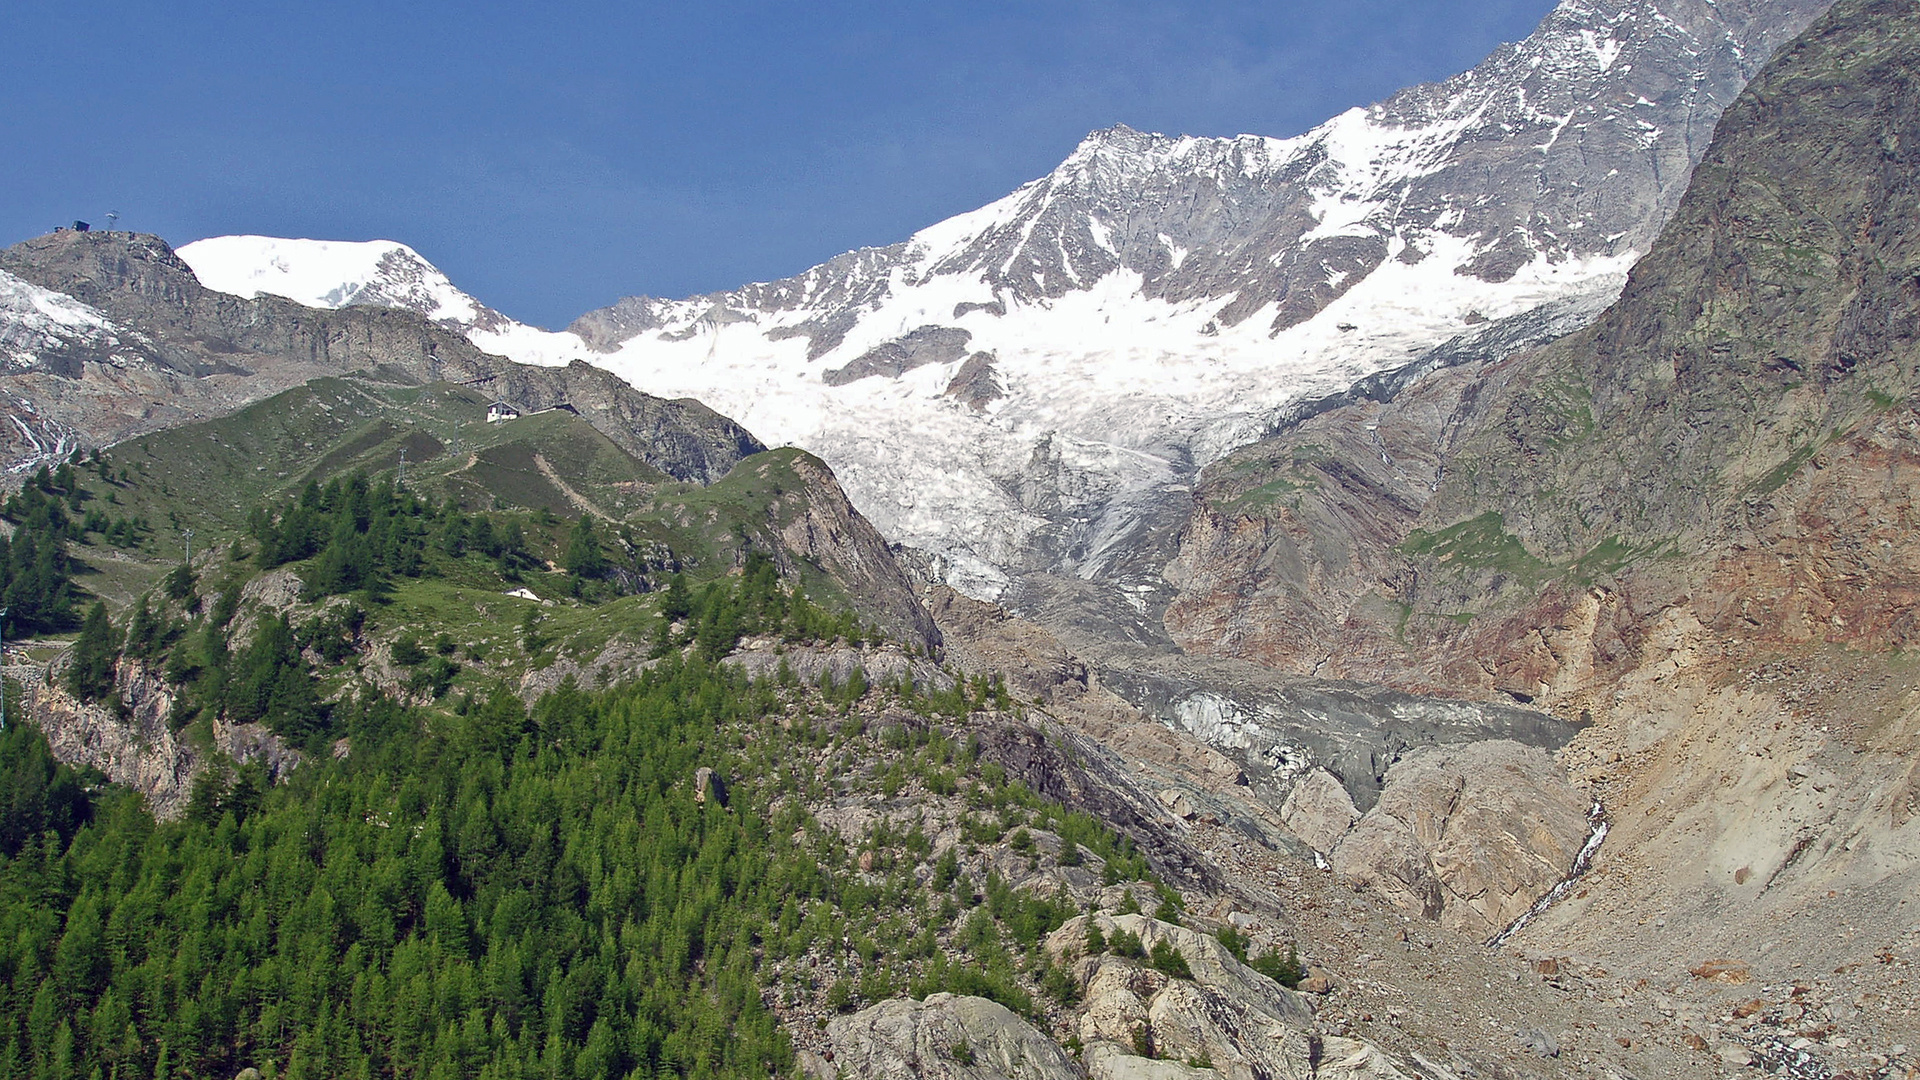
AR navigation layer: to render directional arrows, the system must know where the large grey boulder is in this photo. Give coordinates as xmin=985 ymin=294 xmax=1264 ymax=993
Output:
xmin=1278 ymin=767 xmax=1360 ymax=853
xmin=1308 ymin=1039 xmax=1412 ymax=1080
xmin=1048 ymin=914 xmax=1316 ymax=1080
xmin=1330 ymin=740 xmax=1590 ymax=934
xmin=825 ymin=993 xmax=1081 ymax=1080
xmin=1082 ymin=1042 xmax=1215 ymax=1080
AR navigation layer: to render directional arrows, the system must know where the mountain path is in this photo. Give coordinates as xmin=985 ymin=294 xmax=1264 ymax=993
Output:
xmin=533 ymin=452 xmax=615 ymax=521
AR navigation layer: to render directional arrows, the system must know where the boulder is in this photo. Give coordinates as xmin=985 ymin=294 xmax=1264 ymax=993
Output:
xmin=1078 ymin=960 xmax=1161 ymax=1049
xmin=1516 ymin=1029 xmax=1560 ymax=1059
xmin=1083 ymin=1041 xmax=1217 ymax=1080
xmin=1278 ymin=768 xmax=1359 ymax=852
xmin=1329 ymin=740 xmax=1589 ymax=933
xmin=1145 ymin=980 xmax=1316 ymax=1080
xmin=1049 ymin=914 xmax=1311 ymax=1028
xmin=825 ymin=993 xmax=1079 ymax=1080
xmin=1296 ymin=975 xmax=1335 ymax=996
xmin=693 ymin=766 xmax=728 ymax=806
xmin=1050 ymin=915 xmax=1315 ymax=1080
xmin=1312 ymin=1038 xmax=1411 ymax=1080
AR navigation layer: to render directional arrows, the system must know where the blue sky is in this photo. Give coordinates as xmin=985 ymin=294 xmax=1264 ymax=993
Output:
xmin=3 ymin=1 xmax=1556 ymax=328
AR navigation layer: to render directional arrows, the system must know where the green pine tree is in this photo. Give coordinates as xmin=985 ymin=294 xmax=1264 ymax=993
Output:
xmin=563 ymin=516 xmax=607 ymax=580
xmin=66 ymin=602 xmax=117 ymax=702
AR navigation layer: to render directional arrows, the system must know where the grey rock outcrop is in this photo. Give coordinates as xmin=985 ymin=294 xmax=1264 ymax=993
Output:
xmin=942 ymin=354 xmax=1003 ymax=412
xmin=692 ymin=766 xmax=727 ymax=806
xmin=1042 ymin=913 xmax=1420 ymax=1080
xmin=747 ymin=449 xmax=941 ymax=652
xmin=1082 ymin=1043 xmax=1214 ymax=1080
xmin=825 ymin=326 xmax=974 ymax=386
xmin=24 ymin=661 xmax=202 ymax=819
xmin=23 ymin=657 xmax=301 ymax=820
xmin=1305 ymin=1041 xmax=1411 ymax=1080
xmin=484 ymin=360 xmax=762 ymax=485
xmin=1278 ymin=768 xmax=1360 ymax=854
xmin=1329 ymin=741 xmax=1591 ymax=933
xmin=1049 ymin=914 xmax=1318 ymax=1080
xmin=825 ymin=993 xmax=1080 ymax=1080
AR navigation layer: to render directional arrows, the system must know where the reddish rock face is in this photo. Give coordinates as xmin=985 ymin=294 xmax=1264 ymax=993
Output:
xmin=1160 ymin=0 xmax=1920 ymax=999
xmin=1167 ymin=400 xmax=1920 ymax=713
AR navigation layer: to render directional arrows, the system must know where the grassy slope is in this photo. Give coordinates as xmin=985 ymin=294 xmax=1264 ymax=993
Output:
xmin=42 ymin=376 xmax=876 ymax=661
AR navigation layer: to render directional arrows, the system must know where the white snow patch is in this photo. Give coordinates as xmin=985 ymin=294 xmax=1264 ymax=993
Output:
xmin=0 ymin=270 xmax=116 ymax=333
xmin=1086 ymin=215 xmax=1116 ymax=256
xmin=181 ymin=236 xmax=449 ymax=313
xmin=1158 ymin=234 xmax=1189 ymax=270
xmin=0 ymin=270 xmax=137 ymax=371
xmin=1579 ymin=30 xmax=1624 ymax=71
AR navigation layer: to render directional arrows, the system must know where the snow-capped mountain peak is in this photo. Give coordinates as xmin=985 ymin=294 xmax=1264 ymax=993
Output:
xmin=180 ymin=236 xmax=466 ymax=316
xmin=165 ymin=0 xmax=1834 ymax=610
xmin=548 ymin=0 xmax=1831 ymax=602
xmin=178 ymin=236 xmax=591 ymax=368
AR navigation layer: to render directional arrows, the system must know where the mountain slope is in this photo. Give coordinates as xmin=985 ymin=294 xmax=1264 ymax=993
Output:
xmin=1163 ymin=0 xmax=1920 ymax=1031
xmin=1169 ymin=0 xmax=1920 ymax=696
xmin=3 ymin=347 xmax=1764 ymax=1080
xmin=553 ymin=0 xmax=1830 ymax=602
xmin=0 ymin=451 xmax=1177 ymax=1079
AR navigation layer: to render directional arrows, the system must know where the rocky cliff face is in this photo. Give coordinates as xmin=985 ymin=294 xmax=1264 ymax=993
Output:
xmin=1164 ymin=0 xmax=1920 ymax=1012
xmin=0 ymin=231 xmax=763 ymax=483
xmin=22 ymin=656 xmax=302 ymax=821
xmin=739 ymin=448 xmax=942 ymax=652
xmin=1167 ymin=0 xmax=1920 ymax=697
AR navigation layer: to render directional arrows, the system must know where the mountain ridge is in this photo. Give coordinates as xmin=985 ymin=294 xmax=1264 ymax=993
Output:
xmin=176 ymin=235 xmax=594 ymax=368
xmin=0 ymin=229 xmax=764 ymax=485
xmin=170 ymin=0 xmax=1833 ymax=610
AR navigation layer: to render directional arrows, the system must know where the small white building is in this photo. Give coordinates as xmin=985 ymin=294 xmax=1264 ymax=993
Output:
xmin=486 ymin=400 xmax=520 ymax=423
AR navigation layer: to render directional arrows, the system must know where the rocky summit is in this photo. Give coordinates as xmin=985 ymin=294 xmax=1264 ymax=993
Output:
xmin=6 ymin=0 xmax=1920 ymax=1079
